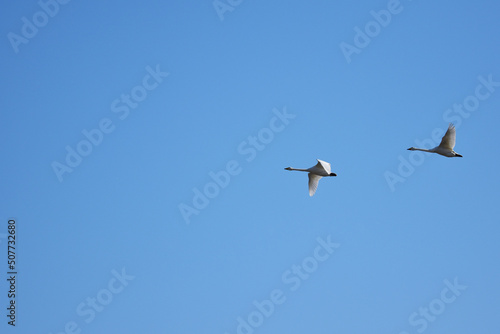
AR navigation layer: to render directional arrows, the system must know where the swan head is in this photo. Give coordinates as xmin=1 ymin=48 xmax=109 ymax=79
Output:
xmin=407 ymin=147 xmax=416 ymax=151
xmin=284 ymin=167 xmax=292 ymax=170
xmin=329 ymin=172 xmax=337 ymax=176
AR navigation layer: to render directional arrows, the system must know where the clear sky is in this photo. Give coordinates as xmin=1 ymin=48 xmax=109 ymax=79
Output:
xmin=1 ymin=1 xmax=500 ymax=333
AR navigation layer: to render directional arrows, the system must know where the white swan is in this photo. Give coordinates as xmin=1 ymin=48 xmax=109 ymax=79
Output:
xmin=408 ymin=123 xmax=463 ymax=158
xmin=284 ymin=159 xmax=337 ymax=196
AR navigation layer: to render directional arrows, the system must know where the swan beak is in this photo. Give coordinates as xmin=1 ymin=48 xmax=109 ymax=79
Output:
xmin=407 ymin=147 xmax=414 ymax=151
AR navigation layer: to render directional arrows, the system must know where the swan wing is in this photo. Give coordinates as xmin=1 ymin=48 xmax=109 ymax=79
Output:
xmin=308 ymin=173 xmax=322 ymax=196
xmin=438 ymin=123 xmax=457 ymax=150
xmin=314 ymin=159 xmax=331 ymax=174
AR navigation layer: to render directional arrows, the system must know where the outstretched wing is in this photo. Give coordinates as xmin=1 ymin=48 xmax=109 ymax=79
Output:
xmin=438 ymin=123 xmax=457 ymax=150
xmin=308 ymin=173 xmax=322 ymax=197
xmin=315 ymin=159 xmax=331 ymax=175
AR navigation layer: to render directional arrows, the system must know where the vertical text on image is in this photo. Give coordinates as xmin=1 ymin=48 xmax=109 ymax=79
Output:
xmin=6 ymin=219 xmax=17 ymax=327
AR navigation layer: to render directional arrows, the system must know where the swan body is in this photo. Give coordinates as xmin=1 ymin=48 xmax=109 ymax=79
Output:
xmin=284 ymin=159 xmax=337 ymax=196
xmin=408 ymin=123 xmax=463 ymax=158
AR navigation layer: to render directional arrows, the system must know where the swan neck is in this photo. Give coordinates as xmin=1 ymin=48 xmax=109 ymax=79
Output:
xmin=288 ymin=168 xmax=309 ymax=172
xmin=413 ymin=148 xmax=434 ymax=153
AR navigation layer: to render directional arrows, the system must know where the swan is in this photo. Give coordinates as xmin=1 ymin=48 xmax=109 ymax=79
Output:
xmin=284 ymin=159 xmax=337 ymax=196
xmin=407 ymin=123 xmax=463 ymax=158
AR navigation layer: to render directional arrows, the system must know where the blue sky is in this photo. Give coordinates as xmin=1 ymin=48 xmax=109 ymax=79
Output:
xmin=1 ymin=0 xmax=500 ymax=333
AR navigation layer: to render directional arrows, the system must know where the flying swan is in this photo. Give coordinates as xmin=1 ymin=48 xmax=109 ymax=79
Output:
xmin=284 ymin=159 xmax=337 ymax=196
xmin=408 ymin=123 xmax=463 ymax=158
